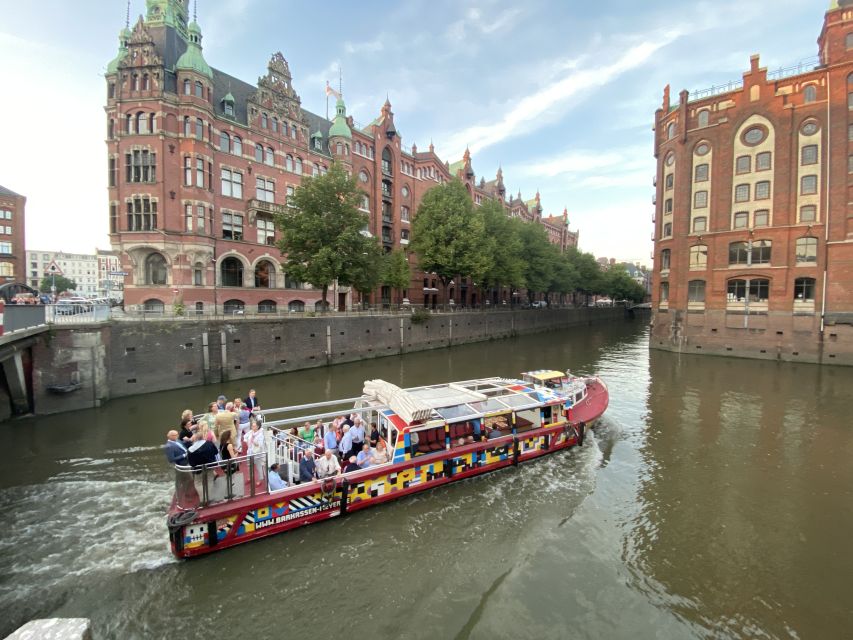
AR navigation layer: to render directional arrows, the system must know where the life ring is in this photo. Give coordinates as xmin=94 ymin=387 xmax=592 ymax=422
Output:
xmin=320 ymin=477 xmax=337 ymax=500
xmin=167 ymin=510 xmax=197 ymax=532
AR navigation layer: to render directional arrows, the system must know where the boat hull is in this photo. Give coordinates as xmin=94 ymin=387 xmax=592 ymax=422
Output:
xmin=169 ymin=378 xmax=609 ymax=559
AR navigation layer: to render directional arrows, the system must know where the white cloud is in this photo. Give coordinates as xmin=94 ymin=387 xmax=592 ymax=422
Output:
xmin=344 ymin=38 xmax=384 ymax=55
xmin=445 ymin=6 xmax=522 ymax=43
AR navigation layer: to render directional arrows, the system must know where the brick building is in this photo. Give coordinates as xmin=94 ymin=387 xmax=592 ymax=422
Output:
xmin=651 ymin=2 xmax=853 ymax=365
xmin=105 ymin=0 xmax=578 ymax=314
xmin=0 ymin=185 xmax=26 ymax=285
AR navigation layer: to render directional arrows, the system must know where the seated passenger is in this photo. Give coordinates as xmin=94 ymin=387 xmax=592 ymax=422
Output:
xmin=343 ymin=456 xmax=360 ymax=473
xmin=299 ymin=454 xmax=317 ymax=483
xmin=372 ymin=440 xmax=390 ymax=465
xmin=465 ymin=435 xmax=475 ymax=444
xmin=456 ymin=437 xmax=466 ymax=447
xmin=488 ymin=425 xmax=503 ymax=440
xmin=356 ymin=443 xmax=373 ymax=469
xmin=268 ymin=463 xmax=288 ymax=491
xmin=315 ymin=449 xmax=340 ymax=478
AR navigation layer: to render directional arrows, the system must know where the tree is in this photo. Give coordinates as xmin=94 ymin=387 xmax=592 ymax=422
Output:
xmin=602 ymin=265 xmax=646 ymax=302
xmin=517 ymin=222 xmax=557 ymax=300
xmin=410 ymin=179 xmax=489 ymax=303
xmin=549 ymin=252 xmax=579 ymax=303
xmin=381 ymin=249 xmax=411 ymax=303
xmin=349 ymin=242 xmax=383 ymax=308
xmin=275 ymin=162 xmax=380 ymax=308
xmin=479 ymin=200 xmax=526 ymax=297
xmin=566 ymin=248 xmax=604 ymax=299
xmin=39 ymin=275 xmax=77 ymax=295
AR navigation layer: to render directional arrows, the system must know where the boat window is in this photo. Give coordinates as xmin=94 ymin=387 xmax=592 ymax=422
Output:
xmin=575 ymin=392 xmax=583 ymax=404
xmin=435 ymin=404 xmax=478 ymax=420
xmin=468 ymin=398 xmax=508 ymax=414
xmin=515 ymin=408 xmax=542 ymax=433
xmin=414 ymin=426 xmax=446 ymax=455
xmin=499 ymin=394 xmax=541 ymax=409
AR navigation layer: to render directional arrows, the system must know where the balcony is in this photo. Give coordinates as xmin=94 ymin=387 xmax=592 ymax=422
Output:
xmin=247 ymin=198 xmax=287 ymax=216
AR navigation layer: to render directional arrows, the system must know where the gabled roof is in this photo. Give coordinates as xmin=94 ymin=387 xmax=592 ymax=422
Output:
xmin=0 ymin=184 xmax=22 ymax=198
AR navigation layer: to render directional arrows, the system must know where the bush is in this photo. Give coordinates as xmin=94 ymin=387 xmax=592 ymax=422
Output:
xmin=410 ymin=308 xmax=430 ymax=325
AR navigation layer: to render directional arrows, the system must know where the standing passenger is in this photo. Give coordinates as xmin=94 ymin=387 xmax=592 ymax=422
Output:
xmin=244 ymin=389 xmax=260 ymax=411
xmin=339 ymin=425 xmax=353 ymax=462
xmin=324 ymin=424 xmax=339 ymax=457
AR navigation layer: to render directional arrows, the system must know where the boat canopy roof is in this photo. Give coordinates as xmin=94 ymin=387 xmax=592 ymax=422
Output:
xmin=521 ymin=370 xmax=565 ymax=381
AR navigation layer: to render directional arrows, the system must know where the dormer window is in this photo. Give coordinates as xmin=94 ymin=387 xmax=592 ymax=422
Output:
xmin=224 ymin=102 xmax=234 ymax=117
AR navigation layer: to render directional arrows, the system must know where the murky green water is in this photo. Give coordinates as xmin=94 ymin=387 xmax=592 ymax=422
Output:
xmin=0 ymin=320 xmax=850 ymax=639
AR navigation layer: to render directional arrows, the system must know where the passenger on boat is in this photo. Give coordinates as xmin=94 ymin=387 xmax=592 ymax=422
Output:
xmin=344 ymin=413 xmax=355 ymax=428
xmin=268 ymin=463 xmax=287 ymax=491
xmin=465 ymin=435 xmax=475 ymax=444
xmin=203 ymin=402 xmax=218 ymax=431
xmin=213 ymin=403 xmax=237 ymax=448
xmin=178 ymin=416 xmax=194 ymax=447
xmin=236 ymin=399 xmax=251 ymax=445
xmin=372 ymin=440 xmax=390 ymax=465
xmin=219 ymin=430 xmax=238 ymax=473
xmin=316 ymin=449 xmax=341 ymax=478
xmin=298 ymin=421 xmax=315 ymax=443
xmin=197 ymin=419 xmax=216 ymax=444
xmin=299 ymin=453 xmax=317 ymax=483
xmin=409 ymin=430 xmax=420 ymax=457
xmin=244 ymin=419 xmax=265 ymax=486
xmin=323 ymin=424 xmax=339 ymax=457
xmin=339 ymin=425 xmax=354 ymax=461
xmin=187 ymin=432 xmax=218 ymax=503
xmin=244 ymin=389 xmax=260 ymax=411
xmin=344 ymin=456 xmax=360 ymax=473
xmin=312 ymin=432 xmax=324 ymax=454
xmin=216 ymin=395 xmax=227 ymax=411
xmin=351 ymin=417 xmax=366 ymax=452
xmin=369 ymin=423 xmax=380 ymax=447
xmin=487 ymin=425 xmax=503 ymax=440
xmin=164 ymin=430 xmax=188 ymax=465
xmin=456 ymin=437 xmax=466 ymax=447
xmin=356 ymin=443 xmax=373 ymax=469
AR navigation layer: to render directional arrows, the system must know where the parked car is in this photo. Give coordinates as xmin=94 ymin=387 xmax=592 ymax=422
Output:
xmin=11 ymin=292 xmax=38 ymax=304
xmin=531 ymin=301 xmax=548 ymax=308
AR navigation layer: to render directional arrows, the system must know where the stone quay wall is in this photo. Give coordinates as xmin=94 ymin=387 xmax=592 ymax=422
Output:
xmin=25 ymin=307 xmax=636 ymax=417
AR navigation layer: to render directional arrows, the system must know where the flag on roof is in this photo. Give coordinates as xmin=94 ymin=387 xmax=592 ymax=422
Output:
xmin=325 ymin=81 xmax=341 ymax=100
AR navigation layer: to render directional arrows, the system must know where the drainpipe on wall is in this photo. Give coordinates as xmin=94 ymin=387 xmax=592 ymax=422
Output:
xmin=820 ymin=69 xmax=831 ymax=335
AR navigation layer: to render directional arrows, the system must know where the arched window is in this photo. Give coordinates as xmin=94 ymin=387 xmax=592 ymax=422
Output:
xmin=660 ymin=248 xmax=671 ymax=271
xmin=194 ymin=81 xmax=203 ymax=98
xmin=336 ymin=142 xmax=343 ymax=155
xmin=193 ymin=262 xmax=203 ymax=286
xmin=183 ymin=116 xmax=191 ymax=137
xmin=219 ymin=131 xmax=230 ymax=152
xmin=183 ymin=79 xmax=191 ymax=95
xmin=108 ymin=119 xmax=115 ymax=139
xmin=145 ymin=253 xmax=167 ymax=285
xmin=223 ymin=299 xmax=245 ymax=315
xmin=796 ymin=237 xmax=818 ymax=263
xmin=142 ymin=74 xmax=150 ymax=91
xmin=804 ymin=85 xmax=817 ymax=104
xmin=261 ymin=112 xmax=268 ymax=128
xmin=265 ymin=147 xmax=274 ymax=166
xmin=382 ymin=147 xmax=393 ymax=175
xmin=312 ymin=163 xmax=320 ymax=177
xmin=136 ymin=112 xmax=148 ymax=134
xmin=697 ymin=110 xmax=709 ymax=127
xmin=285 ymin=155 xmax=293 ymax=171
xmin=143 ymin=299 xmax=164 ymax=314
xmin=295 ymin=157 xmax=303 ymax=174
xmin=126 ymin=113 xmax=134 ymax=134
xmin=315 ymin=300 xmax=329 ymax=311
xmin=689 ymin=244 xmax=708 ymax=269
xmin=232 ymin=136 xmax=242 ymax=156
xmin=195 ymin=117 xmax=203 ymax=139
xmin=131 ymin=73 xmax=139 ymax=91
xmin=254 ymin=260 xmax=275 ymax=288
xmin=359 ymin=169 xmax=369 ymax=183
xmin=258 ymin=299 xmax=277 ymax=313
xmin=220 ymin=257 xmax=243 ymax=287
xmin=272 ymin=117 xmax=278 ymax=133
xmin=288 ymin=300 xmax=305 ymax=312
xmin=667 ymin=122 xmax=676 ymax=139
xmin=255 ymin=143 xmax=264 ymax=162
xmin=794 ymin=277 xmax=816 ymax=302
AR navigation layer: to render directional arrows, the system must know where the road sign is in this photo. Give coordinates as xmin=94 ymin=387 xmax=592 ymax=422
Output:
xmin=108 ymin=271 xmax=129 ymax=276
xmin=44 ymin=260 xmax=63 ymax=276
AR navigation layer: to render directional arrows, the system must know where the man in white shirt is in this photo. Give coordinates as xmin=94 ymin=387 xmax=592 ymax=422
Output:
xmin=316 ymin=449 xmax=341 ymax=478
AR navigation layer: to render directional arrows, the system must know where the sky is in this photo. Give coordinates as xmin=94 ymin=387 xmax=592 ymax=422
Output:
xmin=0 ymin=0 xmax=825 ymax=266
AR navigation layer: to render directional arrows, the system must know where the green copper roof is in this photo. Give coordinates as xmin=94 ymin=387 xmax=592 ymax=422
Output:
xmin=311 ymin=130 xmax=323 ymax=139
xmin=449 ymin=160 xmax=465 ymax=174
xmin=329 ymin=96 xmax=352 ymax=139
xmin=222 ymin=91 xmax=235 ymax=103
xmin=176 ymin=24 xmax=212 ymax=79
xmin=106 ymin=29 xmax=130 ymax=75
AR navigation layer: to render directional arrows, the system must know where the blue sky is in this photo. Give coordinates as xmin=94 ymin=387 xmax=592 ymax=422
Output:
xmin=0 ymin=0 xmax=823 ymax=265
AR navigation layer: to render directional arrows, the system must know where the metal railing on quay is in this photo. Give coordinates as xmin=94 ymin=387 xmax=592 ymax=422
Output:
xmin=174 ymin=451 xmax=268 ymax=509
xmin=44 ymin=304 xmax=112 ymax=325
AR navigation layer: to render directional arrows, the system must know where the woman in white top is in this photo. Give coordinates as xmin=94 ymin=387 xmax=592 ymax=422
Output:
xmin=244 ymin=419 xmax=266 ymax=486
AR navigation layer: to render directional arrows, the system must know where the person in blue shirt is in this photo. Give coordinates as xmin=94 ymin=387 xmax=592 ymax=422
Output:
xmin=164 ymin=430 xmax=188 ymax=465
xmin=324 ymin=425 xmax=338 ymax=457
xmin=299 ymin=455 xmax=316 ymax=483
xmin=268 ymin=463 xmax=288 ymax=491
xmin=356 ymin=444 xmax=373 ymax=469
xmin=339 ymin=425 xmax=354 ymax=461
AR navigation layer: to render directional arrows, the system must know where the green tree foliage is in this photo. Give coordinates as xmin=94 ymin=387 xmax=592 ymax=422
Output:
xmin=410 ymin=179 xmax=489 ymax=302
xmin=565 ymin=247 xmax=603 ymax=297
xmin=517 ymin=222 xmax=557 ymax=299
xmin=350 ymin=241 xmax=384 ymax=304
xmin=479 ymin=200 xmax=526 ymax=293
xmin=275 ymin=163 xmax=380 ymax=308
xmin=602 ymin=265 xmax=646 ymax=302
xmin=381 ymin=249 xmax=411 ymax=302
xmin=39 ymin=275 xmax=77 ymax=295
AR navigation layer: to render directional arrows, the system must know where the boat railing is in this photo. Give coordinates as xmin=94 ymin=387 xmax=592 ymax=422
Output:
xmin=174 ymin=451 xmax=269 ymax=510
xmin=266 ymin=426 xmax=321 ymax=485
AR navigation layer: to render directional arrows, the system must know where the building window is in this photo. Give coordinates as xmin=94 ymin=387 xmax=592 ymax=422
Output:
xmin=803 ymin=85 xmax=816 ymax=103
xmin=688 ymin=280 xmax=705 ymax=303
xmin=110 ymin=204 xmax=118 ymax=233
xmin=108 ymin=82 xmax=115 ymax=99
xmin=799 ymin=205 xmax=816 ymax=222
xmin=295 ymin=157 xmax=303 ymax=174
xmin=184 ymin=203 xmax=194 ymax=231
xmin=755 ymin=152 xmax=771 ymax=171
xmin=848 ymin=154 xmax=853 ymax=174
xmin=693 ymin=190 xmax=708 ymax=208
xmin=127 ymin=197 xmax=157 ymax=231
xmin=729 ymin=241 xmax=749 ymax=265
xmin=0 ymin=242 xmax=11 ymax=255
xmin=749 ymin=240 xmax=770 ymax=264
xmin=665 ymin=174 xmax=674 ymax=190
xmin=401 ymin=205 xmax=410 ymax=222
xmin=258 ymin=218 xmax=275 ymax=245
xmin=196 ymin=157 xmax=204 ymax=188
xmin=182 ymin=116 xmax=191 ymax=137
xmin=261 ymin=113 xmax=268 ymax=128
xmin=288 ymin=300 xmax=304 ymax=312
xmin=126 ymin=150 xmax=156 ymax=183
xmin=360 ymin=195 xmax=369 ymax=211
xmin=131 ymin=74 xmax=139 ymax=91
xmin=734 ymin=184 xmax=750 ymax=202
xmin=667 ymin=122 xmax=676 ymax=139
xmin=660 ymin=249 xmax=671 ymax=271
xmin=312 ymin=163 xmax=320 ymax=177
xmin=183 ymin=79 xmax=191 ymax=95
xmin=272 ymin=117 xmax=278 ymax=133
xmin=801 ymin=145 xmax=818 ymax=165
xmin=220 ymin=258 xmax=244 ymax=287
xmin=194 ymin=81 xmax=203 ymax=98
xmin=255 ymin=143 xmax=263 ymax=162
xmin=660 ymin=281 xmax=669 ymax=302
xmin=108 ymin=119 xmax=115 ymax=139
xmin=689 ymin=244 xmax=708 ymax=269
xmin=109 ymin=157 xmax=117 ymax=187
xmin=794 ymin=277 xmax=816 ymax=302
xmin=195 ymin=117 xmax=203 ymax=140
xmin=256 ymin=177 xmax=274 ymax=203
xmin=254 ymin=260 xmax=275 ymax=288
xmin=753 ymin=209 xmax=769 ymax=227
xmin=224 ymin=100 xmax=234 ymax=117
xmin=796 ymin=237 xmax=818 ymax=263
xmin=755 ymin=181 xmax=770 ymax=200
xmin=693 ymin=216 xmax=707 ymax=232
xmin=800 ymin=175 xmax=818 ymax=195
xmin=222 ymin=212 xmax=243 ymax=241
xmin=694 ymin=164 xmax=709 ymax=182
xmin=733 ymin=211 xmax=748 ymax=228
xmin=382 ymin=147 xmax=393 ymax=175
xmin=193 ymin=263 xmax=203 ymax=286
xmin=184 ymin=156 xmax=192 ymax=186
xmin=223 ymin=299 xmax=245 ymax=314
xmin=736 ymin=156 xmax=751 ymax=174
xmin=697 ymin=111 xmax=709 ymax=127
xmin=233 ymin=136 xmax=242 ymax=156
xmin=221 ymin=169 xmax=243 ymax=198
xmin=145 ymin=253 xmax=167 ymax=285
xmin=265 ymin=147 xmax=274 ymax=166
xmin=848 ymin=123 xmax=853 ymax=142
xmin=359 ymin=170 xmax=369 ymax=183
xmin=662 ymin=222 xmax=672 ymax=237
xmin=219 ymin=131 xmax=230 ymax=152
xmin=664 ymin=198 xmax=673 ymax=214
xmin=743 ymin=127 xmax=766 ymax=145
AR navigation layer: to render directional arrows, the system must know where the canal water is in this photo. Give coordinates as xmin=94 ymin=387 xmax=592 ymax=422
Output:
xmin=0 ymin=320 xmax=851 ymax=639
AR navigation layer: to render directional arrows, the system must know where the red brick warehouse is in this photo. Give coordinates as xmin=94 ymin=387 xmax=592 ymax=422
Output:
xmin=105 ymin=0 xmax=578 ymax=315
xmin=651 ymin=1 xmax=853 ymax=365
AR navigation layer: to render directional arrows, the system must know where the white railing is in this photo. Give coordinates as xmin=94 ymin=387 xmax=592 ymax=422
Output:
xmin=45 ymin=304 xmax=111 ymax=324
